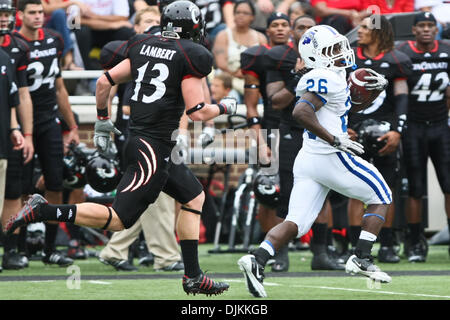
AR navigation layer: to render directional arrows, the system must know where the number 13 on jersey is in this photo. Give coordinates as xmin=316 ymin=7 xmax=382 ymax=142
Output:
xmin=131 ymin=62 xmax=169 ymax=103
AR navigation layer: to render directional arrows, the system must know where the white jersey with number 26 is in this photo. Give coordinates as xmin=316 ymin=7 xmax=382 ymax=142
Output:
xmin=296 ymin=68 xmax=352 ymax=154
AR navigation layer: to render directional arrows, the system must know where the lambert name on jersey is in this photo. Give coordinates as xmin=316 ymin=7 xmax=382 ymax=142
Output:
xmin=139 ymin=44 xmax=176 ymax=61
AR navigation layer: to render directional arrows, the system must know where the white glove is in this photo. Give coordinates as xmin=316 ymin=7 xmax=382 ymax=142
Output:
xmin=219 ymin=97 xmax=237 ymax=115
xmin=363 ymin=68 xmax=388 ymax=91
xmin=197 ymin=126 xmax=215 ymax=148
xmin=175 ymin=134 xmax=189 ymax=163
xmin=94 ymin=119 xmax=122 ymax=155
xmin=331 ymin=135 xmax=364 ymax=156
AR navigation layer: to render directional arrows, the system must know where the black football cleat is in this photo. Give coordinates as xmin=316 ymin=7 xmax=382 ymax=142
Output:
xmin=4 ymin=194 xmax=48 ymax=235
xmin=182 ymin=273 xmax=229 ymax=296
xmin=42 ymin=251 xmax=74 ymax=267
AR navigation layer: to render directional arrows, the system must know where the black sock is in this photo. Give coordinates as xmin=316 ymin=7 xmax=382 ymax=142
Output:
xmin=327 ymin=228 xmax=333 ymax=246
xmin=180 ymin=240 xmax=201 ymax=278
xmin=253 ymin=246 xmax=272 ymax=267
xmin=408 ymin=223 xmax=421 ymax=245
xmin=355 ymin=239 xmax=374 ymax=259
xmin=311 ymin=223 xmax=327 ymax=246
xmin=44 ymin=223 xmax=58 ymax=255
xmin=4 ymin=233 xmax=18 ymax=252
xmin=40 ymin=204 xmax=77 ymax=223
xmin=18 ymin=227 xmax=27 ymax=253
xmin=349 ymin=226 xmax=361 ymax=247
xmin=379 ymin=227 xmax=393 ymax=247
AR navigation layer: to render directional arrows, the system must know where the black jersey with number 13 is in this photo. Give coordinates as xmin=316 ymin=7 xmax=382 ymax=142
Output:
xmin=126 ymin=34 xmax=213 ymax=144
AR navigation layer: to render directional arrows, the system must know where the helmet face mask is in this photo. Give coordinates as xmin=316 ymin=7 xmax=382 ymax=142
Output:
xmin=63 ymin=143 xmax=88 ymax=190
xmin=161 ymin=0 xmax=205 ymax=43
xmin=0 ymin=0 xmax=15 ymax=36
xmin=299 ymin=25 xmax=354 ymax=70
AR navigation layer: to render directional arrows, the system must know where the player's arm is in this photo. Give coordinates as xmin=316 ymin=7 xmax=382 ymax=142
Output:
xmin=267 ymin=80 xmax=294 ymax=110
xmin=378 ymin=79 xmax=408 ymax=156
xmin=17 ymin=87 xmax=34 ymax=163
xmin=292 ymin=92 xmax=331 ymax=142
xmin=96 ymin=58 xmax=132 ymax=116
xmin=55 ymin=76 xmax=80 ymax=146
xmin=293 ymin=92 xmax=364 ymax=156
xmin=182 ymin=76 xmax=236 ymax=122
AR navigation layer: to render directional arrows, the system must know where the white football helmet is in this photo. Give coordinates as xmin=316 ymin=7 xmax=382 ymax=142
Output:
xmin=298 ymin=25 xmax=355 ymax=70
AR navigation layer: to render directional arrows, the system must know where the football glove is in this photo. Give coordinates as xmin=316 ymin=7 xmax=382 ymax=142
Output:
xmin=363 ymin=68 xmax=388 ymax=91
xmin=94 ymin=119 xmax=122 ymax=155
xmin=331 ymin=135 xmax=364 ymax=156
xmin=219 ymin=97 xmax=237 ymax=115
xmin=175 ymin=133 xmax=189 ymax=163
xmin=197 ymin=126 xmax=215 ymax=148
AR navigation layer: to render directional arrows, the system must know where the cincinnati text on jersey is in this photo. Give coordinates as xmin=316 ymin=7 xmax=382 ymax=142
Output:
xmin=139 ymin=44 xmax=176 ymax=61
xmin=412 ymin=61 xmax=448 ymax=71
xmin=30 ymin=48 xmax=57 ymax=59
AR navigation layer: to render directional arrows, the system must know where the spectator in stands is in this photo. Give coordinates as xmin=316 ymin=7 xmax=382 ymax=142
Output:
xmin=74 ymin=0 xmax=134 ymax=70
xmin=210 ymin=73 xmax=233 ymax=103
xmin=288 ymin=1 xmax=315 ymax=25
xmin=213 ymin=0 xmax=266 ymax=102
xmin=188 ymin=0 xmax=235 ymax=47
xmin=360 ymin=0 xmax=414 ymax=14
xmin=310 ymin=0 xmax=365 ymax=34
xmin=251 ymin=0 xmax=297 ymax=33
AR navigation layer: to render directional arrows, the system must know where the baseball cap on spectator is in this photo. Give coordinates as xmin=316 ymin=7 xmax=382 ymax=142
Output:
xmin=414 ymin=11 xmax=437 ymax=25
xmin=267 ymin=12 xmax=290 ymax=27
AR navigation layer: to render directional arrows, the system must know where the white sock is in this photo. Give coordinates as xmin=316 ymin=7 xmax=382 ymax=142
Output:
xmin=359 ymin=230 xmax=377 ymax=242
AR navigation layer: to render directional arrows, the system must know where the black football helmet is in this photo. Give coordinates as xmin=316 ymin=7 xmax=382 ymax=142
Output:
xmin=161 ymin=0 xmax=205 ymax=43
xmin=0 ymin=0 xmax=15 ymax=35
xmin=253 ymin=170 xmax=281 ymax=209
xmin=86 ymin=152 xmax=122 ymax=193
xmin=356 ymin=119 xmax=391 ymax=158
xmin=63 ymin=143 xmax=88 ymax=189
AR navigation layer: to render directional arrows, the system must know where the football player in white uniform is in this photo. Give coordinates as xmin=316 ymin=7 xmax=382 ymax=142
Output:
xmin=238 ymin=25 xmax=391 ymax=298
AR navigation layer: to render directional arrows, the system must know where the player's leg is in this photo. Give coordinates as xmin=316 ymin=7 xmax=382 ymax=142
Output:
xmin=163 ymin=163 xmax=229 ymax=295
xmin=403 ymin=121 xmax=428 ymax=262
xmin=329 ymin=152 xmax=392 ymax=282
xmin=428 ymin=120 xmax=450 ymax=256
xmin=1 ymin=147 xmax=28 ymax=270
xmin=238 ymin=176 xmax=329 ymax=298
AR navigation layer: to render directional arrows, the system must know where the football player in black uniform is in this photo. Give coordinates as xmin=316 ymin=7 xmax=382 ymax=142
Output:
xmin=0 ymin=0 xmax=35 ymax=270
xmin=13 ymin=0 xmax=79 ymax=266
xmin=7 ymin=1 xmax=233 ymax=296
xmin=396 ymin=12 xmax=450 ymax=262
xmin=347 ymin=15 xmax=412 ymax=263
xmin=240 ymin=12 xmax=291 ymax=271
xmin=265 ymin=15 xmax=344 ymax=271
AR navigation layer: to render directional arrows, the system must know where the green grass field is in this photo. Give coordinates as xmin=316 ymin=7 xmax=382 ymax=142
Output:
xmin=1 ymin=243 xmax=449 ymax=301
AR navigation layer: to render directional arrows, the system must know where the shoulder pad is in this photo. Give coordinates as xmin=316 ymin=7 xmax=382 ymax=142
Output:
xmin=390 ymin=49 xmax=413 ymax=78
xmin=241 ymin=45 xmax=270 ymax=72
xmin=265 ymin=44 xmax=298 ymax=72
xmin=11 ymin=35 xmax=30 ymax=52
xmin=100 ymin=40 xmax=128 ymax=70
xmin=178 ymin=39 xmax=213 ymax=78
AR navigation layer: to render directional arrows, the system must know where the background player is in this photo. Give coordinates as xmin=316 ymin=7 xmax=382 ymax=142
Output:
xmin=346 ymin=15 xmax=412 ymax=264
xmin=397 ymin=12 xmax=450 ymax=262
